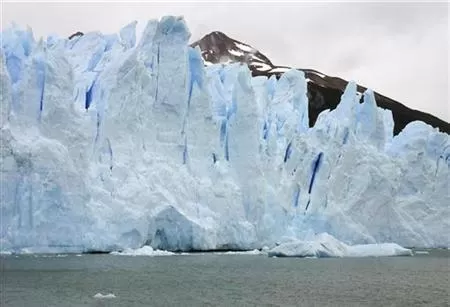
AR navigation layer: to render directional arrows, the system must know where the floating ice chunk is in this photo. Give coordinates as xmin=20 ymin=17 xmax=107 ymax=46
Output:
xmin=110 ymin=246 xmax=174 ymax=256
xmin=414 ymin=250 xmax=430 ymax=255
xmin=31 ymin=254 xmax=68 ymax=258
xmin=347 ymin=244 xmax=412 ymax=257
xmin=93 ymin=293 xmax=116 ymax=299
xmin=214 ymin=249 xmax=264 ymax=255
xmin=268 ymin=233 xmax=347 ymax=258
xmin=267 ymin=233 xmax=412 ymax=258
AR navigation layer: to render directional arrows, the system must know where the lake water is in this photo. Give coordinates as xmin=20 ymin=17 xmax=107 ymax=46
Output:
xmin=1 ymin=250 xmax=449 ymax=306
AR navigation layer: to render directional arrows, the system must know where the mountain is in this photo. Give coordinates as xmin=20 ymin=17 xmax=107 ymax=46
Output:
xmin=191 ymin=31 xmax=450 ymax=135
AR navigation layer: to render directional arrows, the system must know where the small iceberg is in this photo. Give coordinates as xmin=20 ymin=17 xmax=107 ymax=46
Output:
xmin=347 ymin=243 xmax=413 ymax=257
xmin=93 ymin=293 xmax=116 ymax=299
xmin=110 ymin=246 xmax=174 ymax=256
xmin=267 ymin=233 xmax=413 ymax=258
xmin=213 ymin=249 xmax=265 ymax=255
xmin=414 ymin=250 xmax=430 ymax=255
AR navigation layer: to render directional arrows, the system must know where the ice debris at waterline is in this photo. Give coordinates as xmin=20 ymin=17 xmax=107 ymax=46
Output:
xmin=109 ymin=233 xmax=412 ymax=258
xmin=110 ymin=247 xmax=265 ymax=256
xmin=267 ymin=233 xmax=412 ymax=258
xmin=110 ymin=246 xmax=175 ymax=256
xmin=1 ymin=16 xmax=449 ymax=254
xmin=414 ymin=250 xmax=430 ymax=255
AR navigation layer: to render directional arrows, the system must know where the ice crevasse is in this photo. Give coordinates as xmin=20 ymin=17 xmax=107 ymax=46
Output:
xmin=1 ymin=17 xmax=449 ymax=254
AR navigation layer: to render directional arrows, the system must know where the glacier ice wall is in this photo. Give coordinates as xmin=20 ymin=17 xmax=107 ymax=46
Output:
xmin=1 ymin=17 xmax=449 ymax=252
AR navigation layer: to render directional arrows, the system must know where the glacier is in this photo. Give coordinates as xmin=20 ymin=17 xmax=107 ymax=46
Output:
xmin=1 ymin=16 xmax=449 ymax=254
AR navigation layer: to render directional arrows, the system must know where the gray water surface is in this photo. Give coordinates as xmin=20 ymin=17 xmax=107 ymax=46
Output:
xmin=1 ymin=250 xmax=449 ymax=307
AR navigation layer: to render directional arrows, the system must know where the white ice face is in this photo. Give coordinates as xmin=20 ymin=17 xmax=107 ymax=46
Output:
xmin=1 ymin=16 xmax=449 ymax=254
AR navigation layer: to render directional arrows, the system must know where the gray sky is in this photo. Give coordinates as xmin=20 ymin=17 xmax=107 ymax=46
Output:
xmin=2 ymin=1 xmax=449 ymax=121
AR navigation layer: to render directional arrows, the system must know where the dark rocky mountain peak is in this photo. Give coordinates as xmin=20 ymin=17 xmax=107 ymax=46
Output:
xmin=68 ymin=31 xmax=84 ymax=40
xmin=191 ymin=31 xmax=450 ymax=135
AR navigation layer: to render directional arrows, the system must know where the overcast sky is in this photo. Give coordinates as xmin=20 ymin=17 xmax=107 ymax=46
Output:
xmin=2 ymin=1 xmax=449 ymax=121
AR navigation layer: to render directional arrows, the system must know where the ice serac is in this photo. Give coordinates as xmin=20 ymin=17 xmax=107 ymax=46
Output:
xmin=1 ymin=53 xmax=12 ymax=128
xmin=1 ymin=17 xmax=449 ymax=254
xmin=119 ymin=21 xmax=137 ymax=49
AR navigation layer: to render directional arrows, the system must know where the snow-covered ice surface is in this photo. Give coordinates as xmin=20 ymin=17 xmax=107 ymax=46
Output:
xmin=1 ymin=17 xmax=449 ymax=255
xmin=267 ymin=233 xmax=412 ymax=258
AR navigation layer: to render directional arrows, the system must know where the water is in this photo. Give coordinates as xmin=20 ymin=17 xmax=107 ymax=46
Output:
xmin=1 ymin=250 xmax=449 ymax=307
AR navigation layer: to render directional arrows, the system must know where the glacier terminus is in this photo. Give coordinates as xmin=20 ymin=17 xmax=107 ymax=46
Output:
xmin=1 ymin=16 xmax=449 ymax=255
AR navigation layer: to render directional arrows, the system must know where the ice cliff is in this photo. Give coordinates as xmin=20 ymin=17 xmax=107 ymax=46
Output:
xmin=1 ymin=17 xmax=449 ymax=253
